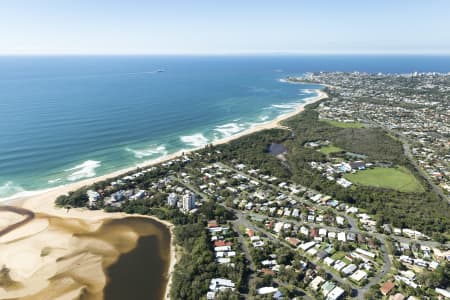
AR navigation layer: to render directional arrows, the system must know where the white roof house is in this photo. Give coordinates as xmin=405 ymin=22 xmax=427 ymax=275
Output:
xmin=257 ymin=287 xmax=278 ymax=295
xmin=333 ymin=260 xmax=347 ymax=271
xmin=337 ymin=232 xmax=347 ymax=242
xmin=216 ymin=258 xmax=231 ymax=264
xmin=311 ymin=194 xmax=322 ymax=202
xmin=346 ymin=207 xmax=358 ymax=214
xmin=209 ymin=278 xmax=235 ymax=292
xmin=324 ymin=257 xmax=335 ymax=266
xmin=336 ymin=178 xmax=352 ymax=188
xmin=300 ymin=226 xmax=309 ymax=236
xmin=435 ymin=288 xmax=450 ymax=299
xmin=214 ymin=246 xmax=231 ymax=252
xmin=307 ymin=248 xmax=318 ymax=256
xmin=342 ymin=264 xmax=357 ymax=276
xmin=250 ymin=236 xmax=260 ymax=242
xmin=299 ymin=241 xmax=316 ymax=251
xmin=326 ymin=286 xmax=345 ymax=300
xmin=261 ymin=259 xmax=277 ymax=267
xmin=273 ymin=222 xmax=284 ymax=233
xmin=309 ymin=276 xmax=325 ymax=291
xmin=355 ymin=248 xmax=376 ymax=259
xmin=350 ymin=270 xmax=368 ymax=282
xmin=253 ymin=241 xmax=265 ymax=247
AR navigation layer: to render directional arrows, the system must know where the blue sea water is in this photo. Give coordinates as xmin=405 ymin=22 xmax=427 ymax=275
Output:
xmin=1 ymin=55 xmax=449 ymax=199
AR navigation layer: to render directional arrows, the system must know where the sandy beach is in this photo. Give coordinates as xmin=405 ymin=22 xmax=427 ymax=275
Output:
xmin=1 ymin=88 xmax=328 ymax=300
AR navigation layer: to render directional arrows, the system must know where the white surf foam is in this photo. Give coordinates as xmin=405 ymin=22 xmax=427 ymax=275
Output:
xmin=47 ymin=178 xmax=62 ymax=184
xmin=214 ymin=123 xmax=245 ymax=138
xmin=0 ymin=181 xmax=25 ymax=198
xmin=259 ymin=115 xmax=270 ymax=121
xmin=301 ymin=89 xmax=315 ymax=94
xmin=65 ymin=160 xmax=101 ymax=181
xmin=0 ymin=189 xmax=53 ymax=202
xmin=180 ymin=133 xmax=209 ymax=148
xmin=0 ymin=181 xmax=55 ymax=203
xmin=126 ymin=145 xmax=168 ymax=159
xmin=271 ymin=103 xmax=299 ymax=110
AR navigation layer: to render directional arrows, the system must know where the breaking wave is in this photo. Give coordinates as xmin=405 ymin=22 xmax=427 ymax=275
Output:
xmin=65 ymin=160 xmax=101 ymax=181
xmin=0 ymin=181 xmax=53 ymax=202
xmin=180 ymin=133 xmax=209 ymax=148
xmin=126 ymin=145 xmax=168 ymax=159
xmin=214 ymin=123 xmax=245 ymax=138
xmin=47 ymin=178 xmax=62 ymax=184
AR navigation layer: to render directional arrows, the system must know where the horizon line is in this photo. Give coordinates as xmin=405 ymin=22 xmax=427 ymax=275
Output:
xmin=1 ymin=51 xmax=450 ymax=56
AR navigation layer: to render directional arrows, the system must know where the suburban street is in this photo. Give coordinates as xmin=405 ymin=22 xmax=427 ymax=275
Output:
xmin=177 ymin=161 xmax=448 ymax=299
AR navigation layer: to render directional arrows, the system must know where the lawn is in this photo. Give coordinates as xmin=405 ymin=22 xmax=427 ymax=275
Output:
xmin=344 ymin=167 xmax=424 ymax=193
xmin=323 ymin=119 xmax=365 ymax=128
xmin=319 ymin=145 xmax=344 ymax=155
xmin=331 ymin=251 xmax=346 ymax=260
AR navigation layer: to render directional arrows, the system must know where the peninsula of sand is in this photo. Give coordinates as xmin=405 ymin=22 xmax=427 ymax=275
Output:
xmin=0 ymin=89 xmax=327 ymax=300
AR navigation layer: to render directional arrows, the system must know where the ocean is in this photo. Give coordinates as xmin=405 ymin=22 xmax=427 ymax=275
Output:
xmin=1 ymin=55 xmax=449 ymax=200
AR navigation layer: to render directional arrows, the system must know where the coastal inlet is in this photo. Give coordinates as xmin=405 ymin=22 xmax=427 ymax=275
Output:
xmin=0 ymin=207 xmax=171 ymax=300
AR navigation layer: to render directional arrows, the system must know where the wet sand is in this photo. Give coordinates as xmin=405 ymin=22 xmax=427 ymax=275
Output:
xmin=0 ymin=211 xmax=170 ymax=300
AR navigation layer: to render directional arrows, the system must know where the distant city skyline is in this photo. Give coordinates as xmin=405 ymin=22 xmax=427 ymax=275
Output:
xmin=1 ymin=0 xmax=450 ymax=55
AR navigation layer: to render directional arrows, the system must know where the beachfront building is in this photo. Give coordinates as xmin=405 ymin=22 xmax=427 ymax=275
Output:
xmin=111 ymin=190 xmax=125 ymax=202
xmin=182 ymin=192 xmax=196 ymax=211
xmin=87 ymin=190 xmax=100 ymax=207
xmin=207 ymin=278 xmax=235 ymax=299
xmin=167 ymin=193 xmax=178 ymax=207
xmin=130 ymin=190 xmax=147 ymax=201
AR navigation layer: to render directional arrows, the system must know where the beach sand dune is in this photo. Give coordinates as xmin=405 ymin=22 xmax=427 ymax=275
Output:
xmin=0 ymin=213 xmax=152 ymax=300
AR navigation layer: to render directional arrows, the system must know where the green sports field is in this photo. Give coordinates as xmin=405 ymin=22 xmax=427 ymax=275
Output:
xmin=344 ymin=167 xmax=424 ymax=192
xmin=319 ymin=145 xmax=344 ymax=155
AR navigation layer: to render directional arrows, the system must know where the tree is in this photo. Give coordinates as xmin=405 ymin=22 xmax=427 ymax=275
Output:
xmin=215 ymin=289 xmax=239 ymax=300
xmin=417 ymin=262 xmax=449 ymax=288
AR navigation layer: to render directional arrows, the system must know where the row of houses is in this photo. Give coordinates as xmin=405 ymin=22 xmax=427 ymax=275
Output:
xmin=308 ymin=276 xmax=345 ymax=300
xmin=207 ymin=221 xmax=236 ymax=299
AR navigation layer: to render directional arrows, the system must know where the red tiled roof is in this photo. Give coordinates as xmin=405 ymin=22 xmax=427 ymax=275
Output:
xmin=246 ymin=228 xmax=255 ymax=237
xmin=287 ymin=237 xmax=301 ymax=246
xmin=208 ymin=220 xmax=219 ymax=228
xmin=214 ymin=240 xmax=233 ymax=247
xmin=380 ymin=281 xmax=395 ymax=296
xmin=260 ymin=268 xmax=275 ymax=276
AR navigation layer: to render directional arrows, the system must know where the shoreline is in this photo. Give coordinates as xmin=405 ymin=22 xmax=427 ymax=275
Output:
xmin=0 ymin=89 xmax=327 ymax=206
xmin=1 ymin=88 xmax=328 ymax=299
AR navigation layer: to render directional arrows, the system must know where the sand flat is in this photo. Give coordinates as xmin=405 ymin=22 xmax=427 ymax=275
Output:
xmin=0 ymin=214 xmax=136 ymax=299
xmin=0 ymin=211 xmax=26 ymax=229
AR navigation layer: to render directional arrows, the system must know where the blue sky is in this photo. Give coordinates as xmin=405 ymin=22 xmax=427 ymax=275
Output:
xmin=1 ymin=0 xmax=449 ymax=54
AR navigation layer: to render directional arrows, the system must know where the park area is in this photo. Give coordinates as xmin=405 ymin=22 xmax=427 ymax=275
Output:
xmin=344 ymin=167 xmax=424 ymax=193
xmin=319 ymin=145 xmax=344 ymax=155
